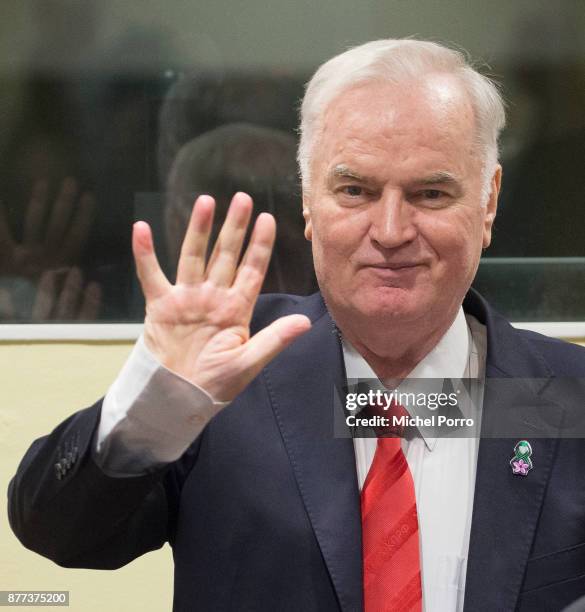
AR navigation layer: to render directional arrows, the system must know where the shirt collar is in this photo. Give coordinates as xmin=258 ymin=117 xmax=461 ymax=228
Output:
xmin=341 ymin=308 xmax=471 ymax=450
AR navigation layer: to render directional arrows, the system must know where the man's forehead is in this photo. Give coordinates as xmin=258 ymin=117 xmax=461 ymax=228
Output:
xmin=314 ymin=79 xmax=478 ymax=176
xmin=323 ymin=75 xmax=474 ymax=129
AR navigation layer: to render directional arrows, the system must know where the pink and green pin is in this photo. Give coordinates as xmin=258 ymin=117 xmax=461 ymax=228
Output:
xmin=510 ymin=440 xmax=533 ymax=476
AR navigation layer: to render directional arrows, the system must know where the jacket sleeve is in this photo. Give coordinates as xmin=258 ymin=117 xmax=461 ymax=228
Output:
xmin=6 ymin=399 xmax=193 ymax=569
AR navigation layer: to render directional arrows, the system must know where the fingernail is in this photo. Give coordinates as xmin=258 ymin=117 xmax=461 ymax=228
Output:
xmin=196 ymin=195 xmax=212 ymax=205
xmin=133 ymin=222 xmax=151 ymax=250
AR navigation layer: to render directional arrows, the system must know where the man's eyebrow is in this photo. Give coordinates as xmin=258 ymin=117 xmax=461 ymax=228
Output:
xmin=329 ymin=165 xmax=371 ymax=182
xmin=329 ymin=166 xmax=461 ymax=185
xmin=417 ymin=171 xmax=461 ymax=185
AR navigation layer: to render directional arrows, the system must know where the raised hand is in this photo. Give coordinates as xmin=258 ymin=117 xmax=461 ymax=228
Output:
xmin=133 ymin=192 xmax=311 ymax=402
xmin=31 ymin=267 xmax=101 ymax=321
xmin=0 ymin=267 xmax=101 ymax=321
xmin=0 ymin=178 xmax=95 ymax=279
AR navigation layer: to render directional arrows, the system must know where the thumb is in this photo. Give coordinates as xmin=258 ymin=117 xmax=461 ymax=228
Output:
xmin=240 ymin=314 xmax=311 ymax=378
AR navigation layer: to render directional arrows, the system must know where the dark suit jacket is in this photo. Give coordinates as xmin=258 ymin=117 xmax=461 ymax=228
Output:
xmin=8 ymin=289 xmax=585 ymax=611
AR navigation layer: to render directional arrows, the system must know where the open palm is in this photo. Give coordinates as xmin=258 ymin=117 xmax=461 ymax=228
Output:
xmin=133 ymin=192 xmax=311 ymax=402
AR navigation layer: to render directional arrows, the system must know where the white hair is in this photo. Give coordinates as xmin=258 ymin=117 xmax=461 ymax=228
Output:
xmin=298 ymin=38 xmax=506 ymax=205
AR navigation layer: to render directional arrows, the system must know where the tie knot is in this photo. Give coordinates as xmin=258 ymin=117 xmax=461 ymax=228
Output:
xmin=362 ymin=396 xmax=410 ymax=439
xmin=376 ymin=434 xmax=402 ymax=458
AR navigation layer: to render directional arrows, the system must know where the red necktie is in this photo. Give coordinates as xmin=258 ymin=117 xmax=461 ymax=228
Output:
xmin=361 ymin=405 xmax=422 ymax=612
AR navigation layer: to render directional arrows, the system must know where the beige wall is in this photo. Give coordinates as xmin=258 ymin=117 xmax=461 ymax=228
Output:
xmin=2 ymin=337 xmax=584 ymax=610
xmin=1 ymin=342 xmax=172 ymax=612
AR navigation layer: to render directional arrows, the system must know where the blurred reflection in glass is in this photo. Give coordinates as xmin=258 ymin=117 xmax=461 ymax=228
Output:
xmin=0 ymin=178 xmax=102 ymax=321
xmin=165 ymin=123 xmax=317 ymax=295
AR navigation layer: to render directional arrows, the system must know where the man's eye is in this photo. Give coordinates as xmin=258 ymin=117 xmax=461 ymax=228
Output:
xmin=341 ymin=185 xmax=364 ymax=197
xmin=422 ymin=189 xmax=443 ymax=199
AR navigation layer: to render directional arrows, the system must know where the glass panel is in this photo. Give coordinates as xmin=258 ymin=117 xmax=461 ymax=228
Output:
xmin=474 ymin=259 xmax=585 ymax=321
xmin=0 ymin=1 xmax=583 ymax=322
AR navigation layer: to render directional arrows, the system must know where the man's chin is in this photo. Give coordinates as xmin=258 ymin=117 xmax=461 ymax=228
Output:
xmin=340 ymin=287 xmax=429 ymax=323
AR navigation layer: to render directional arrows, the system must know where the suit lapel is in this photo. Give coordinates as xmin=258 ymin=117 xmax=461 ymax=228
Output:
xmin=263 ymin=303 xmax=363 ymax=612
xmin=463 ymin=291 xmax=564 ymax=611
xmin=464 ymin=411 xmax=561 ymax=611
xmin=260 ymin=290 xmax=564 ymax=611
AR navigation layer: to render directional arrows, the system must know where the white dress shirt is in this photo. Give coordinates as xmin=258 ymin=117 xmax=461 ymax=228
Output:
xmin=95 ymin=307 xmax=486 ymax=612
xmin=345 ymin=308 xmax=486 ymax=612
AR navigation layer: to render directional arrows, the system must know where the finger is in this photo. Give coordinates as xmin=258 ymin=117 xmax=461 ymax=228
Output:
xmin=61 ymin=191 xmax=95 ymax=262
xmin=132 ymin=221 xmax=170 ymax=301
xmin=237 ymin=314 xmax=311 ymax=387
xmin=24 ymin=180 xmax=49 ymax=245
xmin=0 ymin=288 xmax=15 ymax=320
xmin=78 ymin=280 xmax=102 ymax=321
xmin=31 ymin=269 xmax=58 ymax=321
xmin=233 ymin=212 xmax=276 ymax=307
xmin=0 ymin=202 xmax=15 ymax=254
xmin=45 ymin=177 xmax=77 ymax=248
xmin=206 ymin=192 xmax=253 ymax=287
xmin=55 ymin=267 xmax=83 ymax=319
xmin=176 ymin=195 xmax=215 ymax=285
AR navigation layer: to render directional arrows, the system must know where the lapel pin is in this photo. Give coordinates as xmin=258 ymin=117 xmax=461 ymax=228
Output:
xmin=510 ymin=440 xmax=533 ymax=476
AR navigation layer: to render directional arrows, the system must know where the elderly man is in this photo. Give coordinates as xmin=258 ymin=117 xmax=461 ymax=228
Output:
xmin=9 ymin=39 xmax=585 ymax=612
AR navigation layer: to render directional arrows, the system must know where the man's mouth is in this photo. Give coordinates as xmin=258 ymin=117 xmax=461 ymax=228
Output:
xmin=364 ymin=262 xmax=423 ymax=270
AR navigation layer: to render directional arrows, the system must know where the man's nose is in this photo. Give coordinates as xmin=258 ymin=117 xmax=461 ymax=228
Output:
xmin=368 ymin=190 xmax=417 ymax=248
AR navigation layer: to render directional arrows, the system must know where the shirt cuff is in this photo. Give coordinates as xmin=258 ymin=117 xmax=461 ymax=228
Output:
xmin=94 ymin=335 xmax=228 ymax=474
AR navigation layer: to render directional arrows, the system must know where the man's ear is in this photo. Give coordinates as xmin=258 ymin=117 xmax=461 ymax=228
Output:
xmin=302 ymin=193 xmax=313 ymax=241
xmin=482 ymin=164 xmax=502 ymax=249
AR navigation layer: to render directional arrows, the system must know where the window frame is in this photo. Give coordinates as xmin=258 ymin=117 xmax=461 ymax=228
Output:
xmin=0 ymin=322 xmax=583 ymax=341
